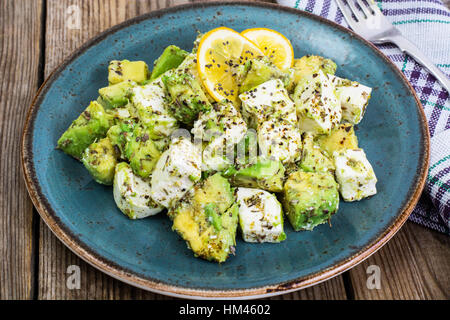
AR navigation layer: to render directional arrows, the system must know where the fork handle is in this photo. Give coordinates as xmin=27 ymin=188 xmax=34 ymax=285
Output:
xmin=387 ymin=34 xmax=450 ymax=93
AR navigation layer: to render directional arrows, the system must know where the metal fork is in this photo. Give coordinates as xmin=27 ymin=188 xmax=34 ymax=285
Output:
xmin=335 ymin=0 xmax=450 ymax=92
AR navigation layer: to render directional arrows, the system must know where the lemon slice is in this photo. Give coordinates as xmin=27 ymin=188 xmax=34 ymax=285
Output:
xmin=241 ymin=28 xmax=294 ymax=70
xmin=197 ymin=27 xmax=264 ymax=103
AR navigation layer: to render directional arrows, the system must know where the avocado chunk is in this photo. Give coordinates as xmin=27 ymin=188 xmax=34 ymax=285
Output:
xmin=106 ymin=104 xmax=132 ymax=124
xmin=293 ymin=70 xmax=341 ymax=135
xmin=152 ymin=136 xmax=171 ymax=153
xmin=98 ymin=80 xmax=135 ymax=109
xmin=108 ymin=60 xmax=149 ymax=85
xmin=174 ymin=53 xmax=215 ymax=103
xmin=315 ymin=123 xmax=359 ymax=157
xmin=283 ymin=171 xmax=339 ymax=231
xmin=81 ymin=137 xmax=118 ymax=185
xmin=162 ymin=70 xmax=211 ymax=126
xmin=237 ymin=56 xmax=292 ymax=93
xmin=150 ymin=45 xmax=189 ymax=80
xmin=230 ymin=157 xmax=285 ymax=192
xmin=191 ymin=32 xmax=204 ymax=54
xmin=57 ymin=101 xmax=112 ymax=160
xmin=169 ymin=173 xmax=238 ymax=263
xmin=299 ymin=133 xmax=335 ymax=174
xmin=106 ymin=118 xmax=137 ymax=159
xmin=291 ymin=55 xmax=337 ymax=84
xmin=124 ymin=126 xmax=162 ymax=178
xmin=235 ymin=129 xmax=258 ymax=167
xmin=204 ymin=203 xmax=222 ymax=231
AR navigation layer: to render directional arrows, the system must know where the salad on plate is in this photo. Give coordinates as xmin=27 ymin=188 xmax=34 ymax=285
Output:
xmin=56 ymin=27 xmax=377 ymax=263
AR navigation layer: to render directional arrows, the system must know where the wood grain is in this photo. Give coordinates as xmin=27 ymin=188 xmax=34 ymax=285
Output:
xmin=347 ymin=221 xmax=450 ymax=300
xmin=268 ymin=276 xmax=347 ymax=300
xmin=0 ymin=0 xmax=43 ymax=300
xmin=444 ymin=0 xmax=450 ymax=9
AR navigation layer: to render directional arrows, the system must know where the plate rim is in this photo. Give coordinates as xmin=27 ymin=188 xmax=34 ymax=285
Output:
xmin=21 ymin=0 xmax=430 ymax=299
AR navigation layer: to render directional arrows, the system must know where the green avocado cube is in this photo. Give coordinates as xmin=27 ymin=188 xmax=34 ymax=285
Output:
xmin=98 ymin=80 xmax=135 ymax=109
xmin=176 ymin=53 xmax=216 ymax=103
xmin=57 ymin=101 xmax=111 ymax=160
xmin=168 ymin=173 xmax=238 ymax=263
xmin=162 ymin=70 xmax=211 ymax=126
xmin=235 ymin=129 xmax=258 ymax=167
xmin=81 ymin=137 xmax=118 ymax=185
xmin=231 ymin=157 xmax=285 ymax=192
xmin=106 ymin=105 xmax=132 ymax=125
xmin=106 ymin=118 xmax=137 ymax=158
xmin=123 ymin=125 xmax=162 ymax=178
xmin=291 ymin=55 xmax=337 ymax=85
xmin=150 ymin=45 xmax=189 ymax=80
xmin=237 ymin=56 xmax=292 ymax=93
xmin=283 ymin=171 xmax=339 ymax=231
xmin=293 ymin=70 xmax=341 ymax=135
xmin=299 ymin=133 xmax=335 ymax=174
xmin=315 ymin=123 xmax=359 ymax=157
xmin=108 ymin=60 xmax=149 ymax=85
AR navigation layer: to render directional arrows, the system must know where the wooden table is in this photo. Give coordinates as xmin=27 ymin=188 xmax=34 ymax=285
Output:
xmin=1 ymin=0 xmax=449 ymax=300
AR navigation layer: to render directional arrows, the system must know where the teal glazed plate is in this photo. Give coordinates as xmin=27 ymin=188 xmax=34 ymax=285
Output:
xmin=22 ymin=2 xmax=429 ymax=298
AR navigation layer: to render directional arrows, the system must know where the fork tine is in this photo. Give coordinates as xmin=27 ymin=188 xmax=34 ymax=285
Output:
xmin=366 ymin=0 xmax=383 ymax=15
xmin=346 ymin=0 xmax=365 ymax=21
xmin=335 ymin=0 xmax=358 ymax=26
xmin=355 ymin=0 xmax=372 ymax=17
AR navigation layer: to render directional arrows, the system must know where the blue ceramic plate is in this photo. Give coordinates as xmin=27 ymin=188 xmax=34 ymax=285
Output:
xmin=22 ymin=2 xmax=429 ymax=298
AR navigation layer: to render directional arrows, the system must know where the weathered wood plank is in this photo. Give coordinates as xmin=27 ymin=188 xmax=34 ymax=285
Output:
xmin=268 ymin=276 xmax=347 ymax=300
xmin=348 ymin=221 xmax=450 ymax=299
xmin=38 ymin=0 xmax=347 ymax=300
xmin=0 ymin=0 xmax=43 ymax=300
xmin=444 ymin=0 xmax=450 ymax=9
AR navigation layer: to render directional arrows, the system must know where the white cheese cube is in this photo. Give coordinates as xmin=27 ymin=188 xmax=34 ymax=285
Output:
xmin=192 ymin=102 xmax=247 ymax=144
xmin=257 ymin=118 xmax=301 ymax=164
xmin=129 ymin=79 xmax=178 ymax=138
xmin=333 ymin=149 xmax=377 ymax=201
xmin=113 ymin=162 xmax=163 ymax=219
xmin=329 ymin=75 xmax=372 ymax=124
xmin=192 ymin=102 xmax=247 ymax=171
xmin=150 ymin=137 xmax=202 ymax=208
xmin=293 ymin=70 xmax=341 ymax=134
xmin=236 ymin=187 xmax=286 ymax=243
xmin=239 ymin=79 xmax=297 ymax=127
xmin=129 ymin=80 xmax=166 ymax=115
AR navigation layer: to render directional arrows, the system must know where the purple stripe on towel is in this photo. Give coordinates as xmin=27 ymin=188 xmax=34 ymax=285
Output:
xmin=383 ymin=7 xmax=450 ymax=17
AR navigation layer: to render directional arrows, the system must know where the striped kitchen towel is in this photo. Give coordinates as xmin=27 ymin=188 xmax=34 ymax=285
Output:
xmin=278 ymin=0 xmax=450 ymax=234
